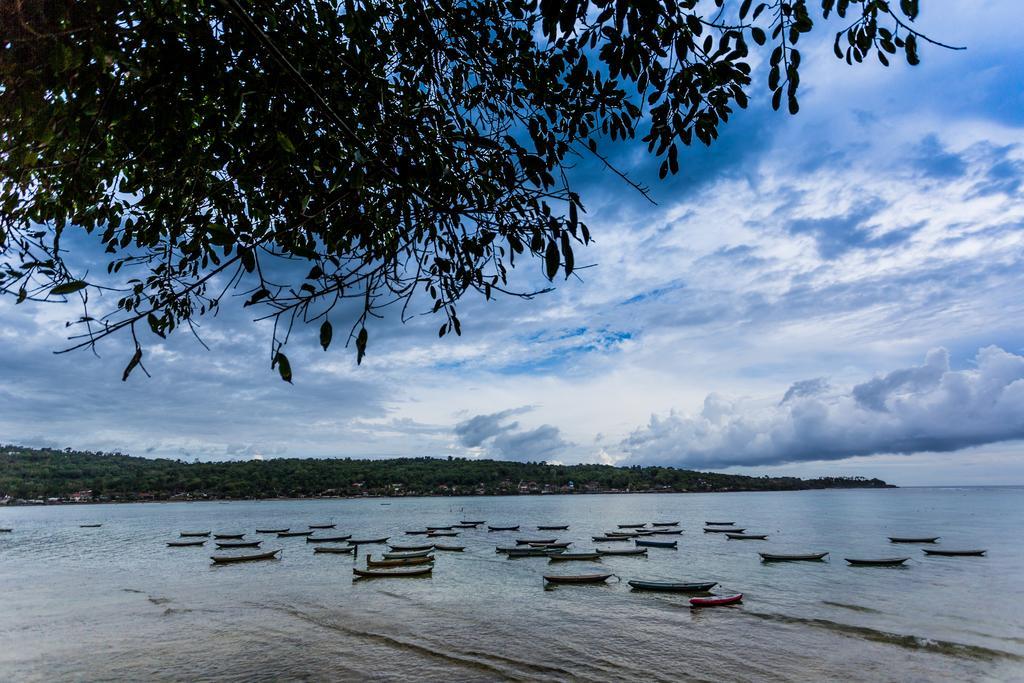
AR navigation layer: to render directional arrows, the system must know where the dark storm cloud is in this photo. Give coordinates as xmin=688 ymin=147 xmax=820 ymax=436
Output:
xmin=454 ymin=406 xmax=571 ymax=461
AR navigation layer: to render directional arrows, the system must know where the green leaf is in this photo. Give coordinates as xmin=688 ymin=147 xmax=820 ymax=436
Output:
xmin=319 ymin=320 xmax=333 ymax=351
xmin=50 ymin=281 xmax=87 ymax=296
xmin=276 ymin=132 xmax=296 ymax=153
xmin=274 ymin=352 xmax=293 ymax=383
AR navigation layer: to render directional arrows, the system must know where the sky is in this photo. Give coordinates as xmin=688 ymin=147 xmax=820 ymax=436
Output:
xmin=2 ymin=1 xmax=1023 ymax=486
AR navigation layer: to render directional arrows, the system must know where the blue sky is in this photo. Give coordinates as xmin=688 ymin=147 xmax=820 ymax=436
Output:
xmin=2 ymin=1 xmax=1023 ymax=485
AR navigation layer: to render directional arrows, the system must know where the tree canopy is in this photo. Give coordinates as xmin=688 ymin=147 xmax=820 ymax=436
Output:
xmin=0 ymin=0 xmax=952 ymax=380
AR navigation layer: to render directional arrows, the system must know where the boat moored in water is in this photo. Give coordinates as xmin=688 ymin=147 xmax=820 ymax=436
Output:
xmin=353 ymin=566 xmax=433 ymax=578
xmin=726 ymin=533 xmax=768 ymax=540
xmin=922 ymin=549 xmax=987 ymax=557
xmin=210 ymin=549 xmax=281 ymax=564
xmin=213 ymin=533 xmax=245 ymax=540
xmin=889 ymin=536 xmax=940 ymax=543
xmin=180 ymin=531 xmax=210 ymax=537
xmin=313 ymin=546 xmax=354 ymax=554
xmin=306 ymin=535 xmax=352 ymax=543
xmin=278 ymin=531 xmax=314 ymax=537
xmin=256 ymin=528 xmax=288 ymax=534
xmin=347 ymin=537 xmax=389 ymax=545
xmin=635 ymin=539 xmax=677 ymax=549
xmin=596 ymin=547 xmax=648 ymax=556
xmin=759 ymin=552 xmax=829 ymax=562
xmin=845 ymin=557 xmax=909 ymax=566
xmin=547 ymin=552 xmax=600 ymax=561
xmin=690 ymin=593 xmax=743 ymax=607
xmin=628 ymin=580 xmax=717 ymax=592
xmin=216 ymin=540 xmax=262 ymax=549
xmin=543 ymin=573 xmax=617 ymax=584
xmin=487 ymin=525 xmax=520 ymax=531
xmin=167 ymin=540 xmax=205 ymax=547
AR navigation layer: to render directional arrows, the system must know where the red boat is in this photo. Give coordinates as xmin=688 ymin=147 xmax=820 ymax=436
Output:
xmin=690 ymin=593 xmax=743 ymax=608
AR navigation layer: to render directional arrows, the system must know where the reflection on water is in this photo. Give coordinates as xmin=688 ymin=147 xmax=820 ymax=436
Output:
xmin=1 ymin=488 xmax=1022 ymax=681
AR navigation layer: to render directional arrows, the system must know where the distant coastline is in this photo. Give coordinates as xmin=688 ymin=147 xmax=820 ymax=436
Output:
xmin=0 ymin=444 xmax=893 ymax=505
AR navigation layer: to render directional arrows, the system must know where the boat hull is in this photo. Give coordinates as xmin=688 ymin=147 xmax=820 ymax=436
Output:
xmin=210 ymin=550 xmax=281 ymax=564
xmin=690 ymin=593 xmax=743 ymax=607
xmin=628 ymin=580 xmax=717 ymax=592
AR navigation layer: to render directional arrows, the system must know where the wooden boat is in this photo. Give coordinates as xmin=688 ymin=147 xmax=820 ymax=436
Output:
xmin=278 ymin=530 xmax=314 ymax=537
xmin=308 ymin=523 xmax=336 ymax=529
xmin=537 ymin=525 xmax=570 ymax=530
xmin=353 ymin=566 xmax=432 ymax=578
xmin=759 ymin=552 xmax=828 ymax=562
xmin=306 ymin=534 xmax=352 ymax=543
xmin=543 ymin=573 xmax=615 ymax=584
xmin=507 ymin=547 xmax=564 ymax=557
xmin=210 ymin=549 xmax=281 ymax=564
xmin=167 ymin=540 xmax=206 ymax=547
xmin=727 ymin=533 xmax=768 ymax=540
xmin=180 ymin=531 xmax=211 ymax=537
xmin=651 ymin=521 xmax=680 ymax=527
xmin=704 ymin=527 xmax=745 ymax=534
xmin=529 ymin=541 xmax=571 ymax=548
xmin=889 ymin=536 xmax=940 ymax=543
xmin=488 ymin=525 xmax=520 ymax=531
xmin=606 ymin=531 xmax=639 ymax=538
xmin=0 ymin=528 xmax=11 ymax=532
xmin=592 ymin=536 xmax=631 ymax=542
xmin=426 ymin=526 xmax=454 ymax=531
xmin=216 ymin=540 xmax=262 ymax=549
xmin=214 ymin=533 xmax=245 ymax=539
xmin=432 ymin=545 xmax=465 ymax=551
xmin=690 ymin=593 xmax=743 ymax=607
xmin=628 ymin=580 xmax=717 ymax=592
xmin=427 ymin=531 xmax=459 ymax=537
xmin=597 ymin=547 xmax=647 ymax=556
xmin=547 ymin=552 xmax=600 ymax=562
xmin=650 ymin=529 xmax=683 ymax=535
xmin=405 ymin=530 xmax=430 ymax=535
xmin=635 ymin=530 xmax=655 ymax=536
xmin=389 ymin=543 xmax=434 ymax=551
xmin=452 ymin=524 xmax=478 ymax=528
xmin=617 ymin=523 xmax=647 ymax=529
xmin=922 ymin=549 xmax=987 ymax=557
xmin=635 ymin=539 xmax=677 ymax=549
xmin=705 ymin=521 xmax=734 ymax=526
xmin=516 ymin=538 xmax=556 ymax=545
xmin=366 ymin=555 xmax=434 ymax=567
xmin=383 ymin=549 xmax=433 ymax=559
xmin=845 ymin=557 xmax=909 ymax=566
xmin=80 ymin=524 xmax=103 ymax=528
xmin=313 ymin=546 xmax=354 ymax=554
xmin=256 ymin=528 xmax=289 ymax=534
xmin=461 ymin=520 xmax=486 ymax=525
xmin=347 ymin=537 xmax=389 ymax=545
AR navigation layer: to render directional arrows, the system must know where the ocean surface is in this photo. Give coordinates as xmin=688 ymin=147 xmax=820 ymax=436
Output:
xmin=1 ymin=488 xmax=1022 ymax=682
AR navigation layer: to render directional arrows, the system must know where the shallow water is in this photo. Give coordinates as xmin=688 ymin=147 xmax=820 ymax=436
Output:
xmin=1 ymin=488 xmax=1022 ymax=681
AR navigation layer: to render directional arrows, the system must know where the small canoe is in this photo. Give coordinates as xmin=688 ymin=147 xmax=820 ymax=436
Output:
xmin=256 ymin=528 xmax=289 ymax=534
xmin=313 ymin=546 xmax=354 ymax=554
xmin=628 ymin=580 xmax=717 ymax=592
xmin=705 ymin=521 xmax=734 ymax=526
xmin=651 ymin=521 xmax=680 ymax=527
xmin=516 ymin=538 xmax=556 ymax=545
xmin=889 ymin=536 xmax=940 ymax=543
xmin=759 ymin=552 xmax=829 ymax=562
xmin=635 ymin=539 xmax=677 ymax=549
xmin=923 ymin=549 xmax=987 ymax=557
xmin=168 ymin=540 xmax=206 ymax=547
xmin=592 ymin=536 xmax=631 ymax=542
xmin=80 ymin=524 xmax=103 ymax=528
xmin=353 ymin=566 xmax=433 ymax=578
xmin=495 ymin=546 xmax=518 ymax=553
xmin=537 ymin=525 xmax=570 ymax=530
xmin=427 ymin=531 xmax=459 ymax=537
xmin=543 ymin=573 xmax=615 ymax=584
xmin=0 ymin=528 xmax=12 ymax=532
xmin=211 ymin=549 xmax=281 ymax=564
xmin=507 ymin=548 xmax=563 ymax=557
xmin=635 ymin=530 xmax=656 ymax=536
xmin=278 ymin=531 xmax=313 ymax=537
xmin=180 ymin=531 xmax=211 ymax=537
xmin=389 ymin=544 xmax=434 ymax=551
xmin=727 ymin=534 xmax=768 ymax=540
xmin=547 ymin=552 xmax=600 ymax=562
xmin=845 ymin=557 xmax=909 ymax=566
xmin=617 ymin=524 xmax=647 ymax=529
xmin=405 ymin=530 xmax=430 ymax=535
xmin=308 ymin=523 xmax=336 ymax=529
xmin=606 ymin=531 xmax=639 ymax=538
xmin=461 ymin=520 xmax=486 ymax=525
xmin=347 ymin=537 xmax=389 ymax=545
xmin=306 ymin=535 xmax=352 ymax=543
xmin=690 ymin=593 xmax=743 ymax=607
xmin=366 ymin=555 xmax=434 ymax=567
xmin=597 ymin=547 xmax=648 ymax=556
xmin=426 ymin=526 xmax=454 ymax=531
xmin=452 ymin=524 xmax=478 ymax=529
xmin=529 ymin=541 xmax=571 ymax=549
xmin=216 ymin=540 xmax=262 ymax=549
xmin=650 ymin=529 xmax=683 ymax=535
xmin=488 ymin=525 xmax=520 ymax=531
xmin=214 ymin=533 xmax=245 ymax=540
xmin=383 ymin=549 xmax=433 ymax=559
xmin=432 ymin=544 xmax=465 ymax=552
xmin=704 ymin=527 xmax=745 ymax=534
